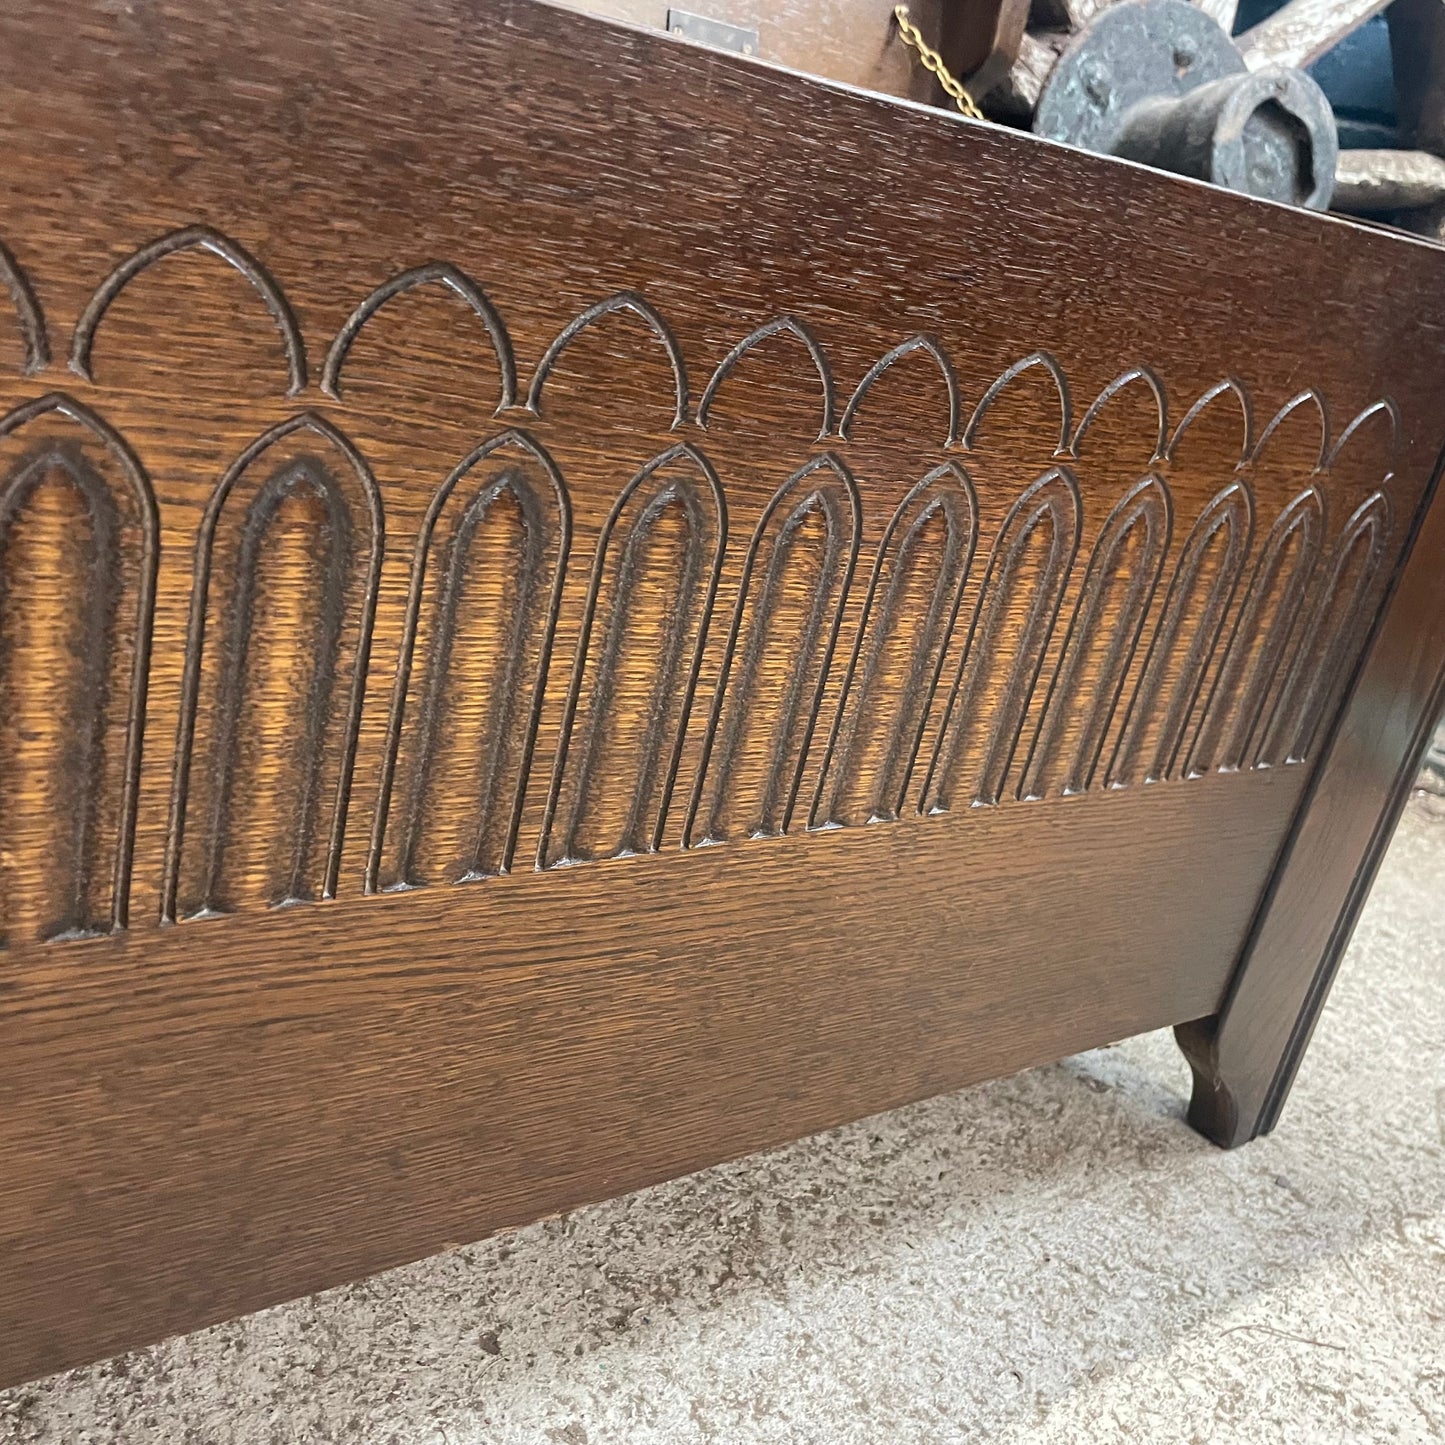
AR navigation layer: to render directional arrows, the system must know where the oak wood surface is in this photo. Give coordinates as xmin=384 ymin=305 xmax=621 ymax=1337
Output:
xmin=3 ymin=770 xmax=1299 ymax=1385
xmin=1 ymin=0 xmax=1444 ymax=1386
xmin=1179 ymin=451 xmax=1445 ymax=1146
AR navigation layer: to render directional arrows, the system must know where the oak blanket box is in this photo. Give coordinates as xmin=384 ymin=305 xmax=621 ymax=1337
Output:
xmin=1 ymin=0 xmax=1444 ymax=1387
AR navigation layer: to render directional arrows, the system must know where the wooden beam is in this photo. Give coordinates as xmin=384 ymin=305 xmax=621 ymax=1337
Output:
xmin=1193 ymin=0 xmax=1242 ymax=36
xmin=1238 ymin=0 xmax=1392 ymax=69
xmin=1333 ymin=149 xmax=1445 ymax=210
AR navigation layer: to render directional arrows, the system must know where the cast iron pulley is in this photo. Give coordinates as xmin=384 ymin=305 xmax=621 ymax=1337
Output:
xmin=1034 ymin=0 xmax=1338 ymax=209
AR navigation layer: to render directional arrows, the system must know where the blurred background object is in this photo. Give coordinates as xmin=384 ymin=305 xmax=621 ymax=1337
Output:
xmin=1027 ymin=0 xmax=1338 ymax=209
xmin=959 ymin=0 xmax=1445 ymax=221
xmin=580 ymin=0 xmax=1445 ymax=221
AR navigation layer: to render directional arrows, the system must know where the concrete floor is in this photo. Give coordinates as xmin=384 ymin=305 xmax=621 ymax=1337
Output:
xmin=3 ymin=803 xmax=1442 ymax=1445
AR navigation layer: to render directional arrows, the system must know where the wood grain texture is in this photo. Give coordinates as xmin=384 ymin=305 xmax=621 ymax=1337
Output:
xmin=2 ymin=769 xmax=1300 ymax=1386
xmin=1179 ymin=449 xmax=1445 ymax=1147
xmin=1 ymin=0 xmax=1444 ymax=1385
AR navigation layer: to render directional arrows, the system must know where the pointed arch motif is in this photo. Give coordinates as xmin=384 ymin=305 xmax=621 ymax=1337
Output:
xmin=919 ymin=467 xmax=1082 ymax=812
xmin=811 ymin=460 xmax=978 ymax=829
xmin=540 ymin=442 xmax=726 ymax=867
xmin=368 ymin=429 xmax=570 ymax=893
xmin=1069 ymin=367 xmax=1168 ymax=461
xmin=0 ymin=393 xmax=157 ymax=943
xmin=1188 ymin=485 xmax=1325 ymax=775
xmin=1259 ymin=490 xmax=1393 ymax=766
xmin=162 ymin=412 xmax=383 ymax=922
xmin=696 ymin=315 xmax=835 ymax=439
xmin=0 ymin=236 xmax=49 ymax=375
xmin=524 ymin=291 xmax=688 ymax=426
xmin=1108 ymin=480 xmax=1254 ymax=786
xmin=321 ymin=261 xmax=517 ymax=406
xmin=70 ymin=225 xmax=306 ymax=394
xmin=1019 ymin=475 xmax=1173 ymax=799
xmin=1250 ymin=389 xmax=1329 ymax=469
xmin=962 ymin=351 xmax=1072 ymax=454
xmin=839 ymin=334 xmax=960 ymax=447
xmin=1164 ymin=378 xmax=1253 ymax=464
xmin=1325 ymin=397 xmax=1401 ymax=476
xmin=686 ymin=454 xmax=859 ymax=846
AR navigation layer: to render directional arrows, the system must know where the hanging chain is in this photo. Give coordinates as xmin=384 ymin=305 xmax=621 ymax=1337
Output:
xmin=892 ymin=4 xmax=984 ymax=121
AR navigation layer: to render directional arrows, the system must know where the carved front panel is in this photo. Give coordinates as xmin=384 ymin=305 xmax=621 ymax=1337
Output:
xmin=0 ymin=226 xmax=1413 ymax=950
xmin=9 ymin=0 xmax=1445 ymax=1387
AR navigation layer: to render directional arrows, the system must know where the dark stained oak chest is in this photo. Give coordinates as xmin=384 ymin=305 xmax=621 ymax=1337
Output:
xmin=1 ymin=0 xmax=1444 ymax=1388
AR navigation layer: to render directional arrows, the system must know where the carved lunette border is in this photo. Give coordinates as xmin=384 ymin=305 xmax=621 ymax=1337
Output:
xmin=0 ymin=227 xmax=1410 ymax=943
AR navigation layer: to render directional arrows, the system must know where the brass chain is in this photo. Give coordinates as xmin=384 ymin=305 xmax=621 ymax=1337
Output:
xmin=892 ymin=4 xmax=984 ymax=121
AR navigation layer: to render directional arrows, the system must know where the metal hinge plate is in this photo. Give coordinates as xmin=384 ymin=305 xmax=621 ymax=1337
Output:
xmin=666 ymin=8 xmax=760 ymax=56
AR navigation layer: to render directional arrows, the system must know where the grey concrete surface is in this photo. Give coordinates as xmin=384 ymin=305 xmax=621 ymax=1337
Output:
xmin=1421 ymin=720 xmax=1445 ymax=795
xmin=3 ymin=802 xmax=1442 ymax=1445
